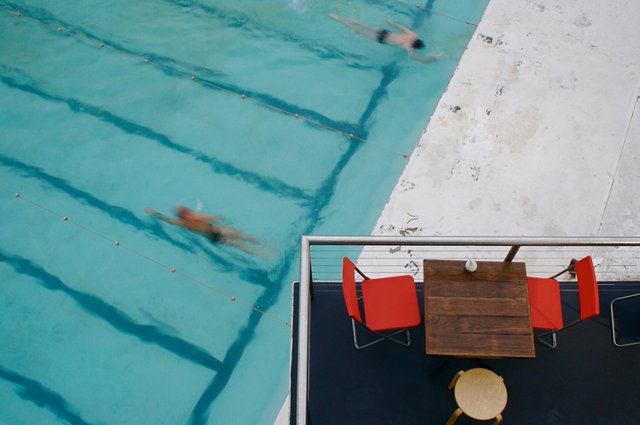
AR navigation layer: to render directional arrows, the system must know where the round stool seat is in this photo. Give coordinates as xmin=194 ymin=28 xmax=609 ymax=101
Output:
xmin=454 ymin=368 xmax=507 ymax=420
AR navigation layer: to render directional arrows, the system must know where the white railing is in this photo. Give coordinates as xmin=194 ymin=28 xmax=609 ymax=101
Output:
xmin=295 ymin=236 xmax=640 ymax=425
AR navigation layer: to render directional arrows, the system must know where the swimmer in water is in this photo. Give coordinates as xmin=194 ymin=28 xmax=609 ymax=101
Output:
xmin=329 ymin=14 xmax=445 ymax=63
xmin=146 ymin=205 xmax=265 ymax=257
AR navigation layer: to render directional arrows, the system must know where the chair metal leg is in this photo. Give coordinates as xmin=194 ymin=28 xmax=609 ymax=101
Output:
xmin=445 ymin=407 xmax=463 ymax=425
xmin=352 ymin=320 xmax=384 ymax=349
xmin=535 ymin=330 xmax=557 ymax=348
xmin=610 ymin=293 xmax=640 ymax=347
xmin=351 ymin=320 xmax=412 ymax=349
xmin=385 ymin=329 xmax=411 ymax=346
xmin=493 ymin=414 xmax=503 ymax=425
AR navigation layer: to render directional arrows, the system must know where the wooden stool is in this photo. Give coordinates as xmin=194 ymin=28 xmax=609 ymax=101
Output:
xmin=445 ymin=368 xmax=507 ymax=425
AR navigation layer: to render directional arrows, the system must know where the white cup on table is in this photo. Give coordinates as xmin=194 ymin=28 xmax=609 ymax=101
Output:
xmin=465 ymin=259 xmax=478 ymax=273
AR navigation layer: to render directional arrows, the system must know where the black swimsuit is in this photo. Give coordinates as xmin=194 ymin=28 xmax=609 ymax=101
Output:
xmin=208 ymin=229 xmax=223 ymax=243
xmin=376 ymin=29 xmax=389 ymax=44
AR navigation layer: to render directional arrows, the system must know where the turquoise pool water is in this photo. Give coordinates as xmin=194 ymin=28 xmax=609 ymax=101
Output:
xmin=0 ymin=1 xmax=488 ymax=424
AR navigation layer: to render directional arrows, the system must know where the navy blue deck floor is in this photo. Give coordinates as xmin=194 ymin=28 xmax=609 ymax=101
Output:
xmin=296 ymin=282 xmax=640 ymax=425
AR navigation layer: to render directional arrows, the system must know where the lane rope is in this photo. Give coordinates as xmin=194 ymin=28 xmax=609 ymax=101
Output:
xmin=1 ymin=7 xmax=410 ymax=159
xmin=1 ymin=186 xmax=292 ymax=329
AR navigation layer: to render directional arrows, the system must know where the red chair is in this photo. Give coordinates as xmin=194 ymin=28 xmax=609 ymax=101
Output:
xmin=342 ymin=257 xmax=421 ymax=349
xmin=527 ymin=256 xmax=600 ymax=348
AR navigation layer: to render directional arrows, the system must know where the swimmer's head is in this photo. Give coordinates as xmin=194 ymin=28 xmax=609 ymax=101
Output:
xmin=176 ymin=205 xmax=189 ymax=218
xmin=412 ymin=39 xmax=425 ymax=49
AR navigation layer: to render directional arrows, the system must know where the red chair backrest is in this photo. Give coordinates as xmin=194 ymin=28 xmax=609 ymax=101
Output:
xmin=575 ymin=256 xmax=600 ymax=320
xmin=342 ymin=257 xmax=363 ymax=323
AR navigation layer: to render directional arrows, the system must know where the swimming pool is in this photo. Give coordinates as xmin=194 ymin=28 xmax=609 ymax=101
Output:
xmin=0 ymin=1 xmax=488 ymax=424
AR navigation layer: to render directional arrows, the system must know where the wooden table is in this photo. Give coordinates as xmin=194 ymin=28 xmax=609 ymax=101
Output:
xmin=424 ymin=259 xmax=535 ymax=358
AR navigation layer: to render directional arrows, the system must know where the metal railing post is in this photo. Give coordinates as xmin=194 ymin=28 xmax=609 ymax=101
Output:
xmin=308 ymin=257 xmax=314 ymax=301
xmin=296 ymin=236 xmax=311 ymax=425
xmin=504 ymin=245 xmax=521 ymax=262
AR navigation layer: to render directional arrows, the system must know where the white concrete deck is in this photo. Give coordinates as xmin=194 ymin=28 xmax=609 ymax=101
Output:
xmin=374 ymin=0 xmax=640 ymax=242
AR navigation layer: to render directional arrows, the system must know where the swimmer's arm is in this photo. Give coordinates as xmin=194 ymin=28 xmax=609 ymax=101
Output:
xmin=145 ymin=208 xmax=183 ymax=225
xmin=384 ymin=20 xmax=412 ymax=34
xmin=410 ymin=51 xmax=447 ymax=64
xmin=329 ymin=13 xmax=345 ymax=23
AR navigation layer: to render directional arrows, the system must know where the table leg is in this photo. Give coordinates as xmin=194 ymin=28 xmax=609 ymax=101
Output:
xmin=447 ymin=370 xmax=464 ymax=389
xmin=428 ymin=357 xmax=449 ymax=377
xmin=474 ymin=358 xmax=495 ymax=371
xmin=445 ymin=407 xmax=463 ymax=425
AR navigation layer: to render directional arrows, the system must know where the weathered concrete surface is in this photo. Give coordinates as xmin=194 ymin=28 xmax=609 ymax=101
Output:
xmin=374 ymin=0 xmax=640 ymax=240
